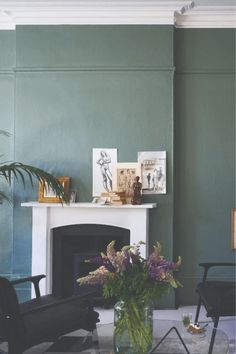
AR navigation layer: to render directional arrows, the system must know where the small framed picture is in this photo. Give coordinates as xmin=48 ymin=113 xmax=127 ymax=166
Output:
xmin=231 ymin=208 xmax=236 ymax=250
xmin=38 ymin=176 xmax=71 ymax=203
xmin=112 ymin=162 xmax=141 ymax=203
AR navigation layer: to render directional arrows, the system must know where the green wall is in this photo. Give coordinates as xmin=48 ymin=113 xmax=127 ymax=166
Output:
xmin=0 ymin=31 xmax=15 ymax=274
xmin=174 ymin=29 xmax=235 ymax=304
xmin=0 ymin=26 xmax=235 ymax=306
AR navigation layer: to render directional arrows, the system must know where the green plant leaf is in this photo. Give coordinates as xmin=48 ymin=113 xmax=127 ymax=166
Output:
xmin=0 ymin=162 xmax=69 ymax=203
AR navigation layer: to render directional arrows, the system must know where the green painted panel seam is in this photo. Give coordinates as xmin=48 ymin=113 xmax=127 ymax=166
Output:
xmin=14 ymin=66 xmax=176 ymax=73
xmin=175 ymin=69 xmax=235 ymax=75
xmin=0 ymin=70 xmax=14 ymax=75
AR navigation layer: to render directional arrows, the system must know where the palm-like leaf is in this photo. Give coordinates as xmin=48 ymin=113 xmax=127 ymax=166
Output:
xmin=0 ymin=130 xmax=68 ymax=203
xmin=0 ymin=162 xmax=68 ymax=203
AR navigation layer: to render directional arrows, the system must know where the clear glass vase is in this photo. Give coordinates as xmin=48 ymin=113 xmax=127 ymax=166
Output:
xmin=113 ymin=299 xmax=153 ymax=354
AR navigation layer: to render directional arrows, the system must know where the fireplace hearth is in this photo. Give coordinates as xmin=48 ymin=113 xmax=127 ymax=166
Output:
xmin=52 ymin=224 xmax=130 ymax=300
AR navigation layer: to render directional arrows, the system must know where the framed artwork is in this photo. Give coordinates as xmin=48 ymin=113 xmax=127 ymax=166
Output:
xmin=138 ymin=151 xmax=167 ymax=194
xmin=38 ymin=176 xmax=70 ymax=203
xmin=92 ymin=148 xmax=117 ymax=197
xmin=232 ymin=208 xmax=236 ymax=250
xmin=112 ymin=162 xmax=141 ymax=203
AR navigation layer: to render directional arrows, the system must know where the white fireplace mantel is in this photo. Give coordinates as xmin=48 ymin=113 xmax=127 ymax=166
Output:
xmin=21 ymin=202 xmax=157 ymax=295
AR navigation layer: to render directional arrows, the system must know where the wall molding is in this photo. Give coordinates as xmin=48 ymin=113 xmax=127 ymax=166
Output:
xmin=0 ymin=1 xmax=235 ymax=29
xmin=0 ymin=0 xmax=193 ymax=29
xmin=175 ymin=5 xmax=236 ymax=28
xmin=14 ymin=66 xmax=176 ymax=73
xmin=175 ymin=69 xmax=235 ymax=75
xmin=0 ymin=70 xmax=14 ymax=75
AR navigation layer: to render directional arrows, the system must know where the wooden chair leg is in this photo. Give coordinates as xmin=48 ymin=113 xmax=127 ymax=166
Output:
xmin=208 ymin=317 xmax=219 ymax=354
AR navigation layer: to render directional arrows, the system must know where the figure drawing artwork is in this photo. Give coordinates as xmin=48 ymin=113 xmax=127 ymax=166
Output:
xmin=138 ymin=151 xmax=166 ymax=194
xmin=93 ymin=148 xmax=117 ymax=196
xmin=113 ymin=162 xmax=141 ymax=203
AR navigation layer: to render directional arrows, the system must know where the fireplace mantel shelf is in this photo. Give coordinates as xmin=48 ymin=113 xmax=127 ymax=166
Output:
xmin=21 ymin=202 xmax=157 ymax=209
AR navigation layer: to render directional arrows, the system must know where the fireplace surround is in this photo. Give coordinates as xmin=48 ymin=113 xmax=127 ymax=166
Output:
xmin=21 ymin=202 xmax=157 ymax=296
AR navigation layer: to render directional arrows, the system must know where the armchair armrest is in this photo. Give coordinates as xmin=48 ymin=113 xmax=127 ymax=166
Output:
xmin=11 ymin=275 xmax=46 ymax=298
xmin=199 ymin=263 xmax=235 ymax=283
xmin=22 ymin=291 xmax=97 ymax=316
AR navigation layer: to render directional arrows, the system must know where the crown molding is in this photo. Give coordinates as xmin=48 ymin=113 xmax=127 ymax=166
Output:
xmin=0 ymin=0 xmax=193 ymax=29
xmin=175 ymin=5 xmax=236 ymax=28
xmin=0 ymin=1 xmax=235 ymax=30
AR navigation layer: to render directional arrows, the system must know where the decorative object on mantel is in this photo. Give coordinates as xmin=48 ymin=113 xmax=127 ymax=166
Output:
xmin=112 ymin=162 xmax=142 ymax=203
xmin=77 ymin=241 xmax=181 ymax=354
xmin=38 ymin=176 xmax=70 ymax=203
xmin=138 ymin=151 xmax=167 ymax=194
xmin=99 ymin=191 xmax=126 ymax=205
xmin=93 ymin=148 xmax=117 ymax=197
xmin=69 ymin=190 xmax=77 ymax=203
xmin=131 ymin=176 xmax=142 ymax=205
xmin=0 ymin=130 xmax=67 ymax=203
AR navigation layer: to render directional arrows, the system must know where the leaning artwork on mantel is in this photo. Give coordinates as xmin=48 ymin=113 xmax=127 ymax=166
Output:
xmin=93 ymin=148 xmax=117 ymax=197
xmin=38 ymin=176 xmax=71 ymax=203
xmin=138 ymin=151 xmax=167 ymax=194
xmin=112 ymin=162 xmax=141 ymax=203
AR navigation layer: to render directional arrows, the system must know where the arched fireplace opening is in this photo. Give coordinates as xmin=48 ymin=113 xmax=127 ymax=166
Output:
xmin=52 ymin=224 xmax=130 ymax=303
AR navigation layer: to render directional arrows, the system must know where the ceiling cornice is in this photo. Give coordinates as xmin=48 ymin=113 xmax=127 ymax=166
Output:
xmin=0 ymin=0 xmax=235 ymax=30
xmin=176 ymin=5 xmax=236 ymax=28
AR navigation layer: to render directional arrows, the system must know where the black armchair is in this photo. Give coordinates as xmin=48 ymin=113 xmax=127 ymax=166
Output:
xmin=194 ymin=262 xmax=235 ymax=354
xmin=0 ymin=274 xmax=99 ymax=354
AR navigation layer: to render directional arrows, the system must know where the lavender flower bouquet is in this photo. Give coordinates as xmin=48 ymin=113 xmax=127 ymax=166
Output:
xmin=77 ymin=241 xmax=181 ymax=353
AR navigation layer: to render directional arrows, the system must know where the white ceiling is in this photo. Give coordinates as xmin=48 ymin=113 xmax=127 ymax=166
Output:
xmin=0 ymin=0 xmax=235 ymax=30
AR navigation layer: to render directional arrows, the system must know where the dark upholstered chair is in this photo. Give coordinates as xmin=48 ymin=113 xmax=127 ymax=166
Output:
xmin=0 ymin=274 xmax=99 ymax=354
xmin=194 ymin=263 xmax=236 ymax=354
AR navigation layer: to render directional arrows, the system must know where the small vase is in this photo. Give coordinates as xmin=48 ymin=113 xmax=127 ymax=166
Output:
xmin=113 ymin=299 xmax=153 ymax=354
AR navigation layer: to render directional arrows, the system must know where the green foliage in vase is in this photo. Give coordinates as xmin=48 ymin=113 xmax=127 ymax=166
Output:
xmin=114 ymin=299 xmax=153 ymax=354
xmin=78 ymin=241 xmax=182 ymax=354
xmin=77 ymin=240 xmax=182 ymax=303
xmin=0 ymin=130 xmax=68 ymax=203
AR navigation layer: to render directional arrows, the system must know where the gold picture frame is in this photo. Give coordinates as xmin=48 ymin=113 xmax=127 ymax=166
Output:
xmin=112 ymin=162 xmax=141 ymax=203
xmin=38 ymin=176 xmax=71 ymax=203
xmin=231 ymin=208 xmax=236 ymax=250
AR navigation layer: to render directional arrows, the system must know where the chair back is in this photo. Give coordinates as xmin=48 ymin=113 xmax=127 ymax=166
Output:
xmin=0 ymin=277 xmax=21 ymax=339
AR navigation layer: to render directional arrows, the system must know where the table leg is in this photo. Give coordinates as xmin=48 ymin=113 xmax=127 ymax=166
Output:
xmin=149 ymin=326 xmax=190 ymax=354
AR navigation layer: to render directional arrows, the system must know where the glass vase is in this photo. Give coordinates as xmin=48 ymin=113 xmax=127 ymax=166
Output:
xmin=113 ymin=299 xmax=153 ymax=354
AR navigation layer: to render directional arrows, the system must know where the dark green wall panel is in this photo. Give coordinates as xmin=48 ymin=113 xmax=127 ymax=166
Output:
xmin=0 ymin=31 xmax=15 ymax=275
xmin=175 ymin=29 xmax=235 ymax=72
xmin=16 ymin=25 xmax=173 ymax=68
xmin=13 ymin=70 xmax=174 ymax=279
xmin=174 ymin=28 xmax=235 ymax=305
xmin=0 ymin=31 xmax=15 ymax=69
xmin=0 ymin=75 xmax=14 ymax=273
xmin=12 ymin=26 xmax=175 ymax=306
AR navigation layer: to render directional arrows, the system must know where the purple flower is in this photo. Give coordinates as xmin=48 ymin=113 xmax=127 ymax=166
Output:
xmin=87 ymin=255 xmax=115 ymax=272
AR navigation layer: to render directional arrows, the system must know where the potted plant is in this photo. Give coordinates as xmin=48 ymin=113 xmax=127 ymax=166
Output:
xmin=0 ymin=130 xmax=67 ymax=203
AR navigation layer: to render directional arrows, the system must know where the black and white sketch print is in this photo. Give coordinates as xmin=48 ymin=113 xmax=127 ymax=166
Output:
xmin=138 ymin=151 xmax=167 ymax=194
xmin=92 ymin=148 xmax=117 ymax=197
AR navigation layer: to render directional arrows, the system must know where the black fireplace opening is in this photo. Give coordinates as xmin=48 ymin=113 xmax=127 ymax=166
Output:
xmin=52 ymin=224 xmax=130 ymax=303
